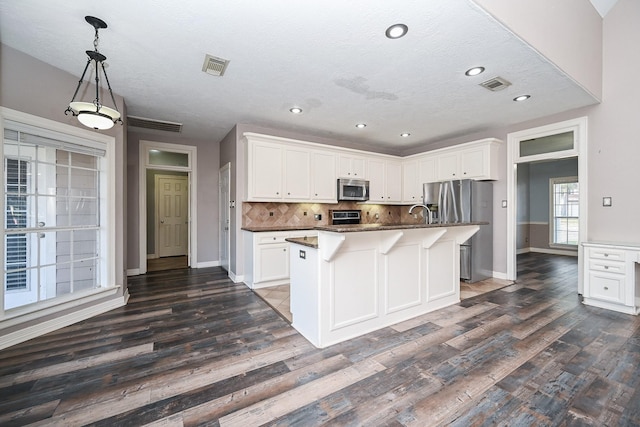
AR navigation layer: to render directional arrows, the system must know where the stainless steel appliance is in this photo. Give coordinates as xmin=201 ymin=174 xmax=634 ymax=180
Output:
xmin=423 ymin=179 xmax=493 ymax=282
xmin=337 ymin=178 xmax=369 ymax=201
xmin=330 ymin=209 xmax=361 ymax=225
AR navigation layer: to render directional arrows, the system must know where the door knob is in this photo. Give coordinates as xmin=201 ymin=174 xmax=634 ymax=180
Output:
xmin=160 ymin=220 xmax=165 ymax=224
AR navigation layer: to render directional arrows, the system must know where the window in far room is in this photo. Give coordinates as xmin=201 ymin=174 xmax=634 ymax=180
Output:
xmin=549 ymin=176 xmax=579 ymax=247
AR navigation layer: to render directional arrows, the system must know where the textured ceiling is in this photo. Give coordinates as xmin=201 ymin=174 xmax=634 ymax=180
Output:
xmin=0 ymin=0 xmax=600 ymax=153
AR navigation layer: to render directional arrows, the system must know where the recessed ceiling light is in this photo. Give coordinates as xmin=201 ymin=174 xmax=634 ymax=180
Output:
xmin=355 ymin=123 xmax=367 ymax=129
xmin=513 ymin=95 xmax=531 ymax=102
xmin=465 ymin=66 xmax=485 ymax=76
xmin=400 ymin=132 xmax=410 ymax=137
xmin=289 ymin=107 xmax=303 ymax=114
xmin=385 ymin=24 xmax=408 ymax=39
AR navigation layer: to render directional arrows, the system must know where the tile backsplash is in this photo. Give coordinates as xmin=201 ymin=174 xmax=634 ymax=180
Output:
xmin=242 ymin=202 xmax=426 ymax=227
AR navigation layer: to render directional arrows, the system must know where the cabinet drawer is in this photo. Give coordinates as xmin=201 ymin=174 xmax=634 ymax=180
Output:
xmin=589 ymin=259 xmax=625 ymax=274
xmin=588 ymin=271 xmax=624 ymax=303
xmin=588 ymin=247 xmax=626 ymax=262
xmin=257 ymin=234 xmax=289 ymax=244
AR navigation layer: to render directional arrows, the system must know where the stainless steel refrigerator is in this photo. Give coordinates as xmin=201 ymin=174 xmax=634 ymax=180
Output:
xmin=423 ymin=179 xmax=493 ymax=283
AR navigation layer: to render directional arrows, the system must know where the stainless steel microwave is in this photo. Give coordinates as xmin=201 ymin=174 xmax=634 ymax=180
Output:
xmin=337 ymin=178 xmax=369 ymax=201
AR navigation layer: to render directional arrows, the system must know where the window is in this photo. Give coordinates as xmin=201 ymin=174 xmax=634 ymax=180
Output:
xmin=3 ymin=125 xmax=107 ymax=310
xmin=550 ymin=177 xmax=579 ymax=247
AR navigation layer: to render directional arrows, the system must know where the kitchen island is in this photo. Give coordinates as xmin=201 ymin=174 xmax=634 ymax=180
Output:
xmin=286 ymin=222 xmax=485 ymax=348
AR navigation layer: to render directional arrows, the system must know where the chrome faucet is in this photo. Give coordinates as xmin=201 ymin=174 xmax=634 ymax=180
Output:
xmin=409 ymin=203 xmax=433 ymax=224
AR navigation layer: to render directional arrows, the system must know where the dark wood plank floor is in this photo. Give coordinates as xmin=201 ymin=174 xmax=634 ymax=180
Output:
xmin=1 ymin=253 xmax=640 ymax=426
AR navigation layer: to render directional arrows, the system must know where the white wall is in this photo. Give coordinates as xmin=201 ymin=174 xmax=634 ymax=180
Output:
xmin=473 ymin=0 xmax=603 ymax=100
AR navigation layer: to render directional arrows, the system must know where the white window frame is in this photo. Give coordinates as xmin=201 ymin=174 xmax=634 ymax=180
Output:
xmin=549 ymin=176 xmax=579 ymax=249
xmin=0 ymin=107 xmax=117 ymax=322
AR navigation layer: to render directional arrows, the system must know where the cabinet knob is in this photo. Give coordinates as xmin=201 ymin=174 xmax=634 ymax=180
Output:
xmin=463 ymin=172 xmax=467 ymax=175
xmin=604 ymin=266 xmax=609 ymax=269
xmin=283 ymin=248 xmax=286 ymax=252
xmin=288 ymin=192 xmax=291 ymax=195
xmin=604 ymin=286 xmax=609 ymax=290
xmin=276 ymin=192 xmax=279 ymax=195
xmin=604 ymin=253 xmax=609 ymax=257
xmin=273 ymin=237 xmax=276 ymax=240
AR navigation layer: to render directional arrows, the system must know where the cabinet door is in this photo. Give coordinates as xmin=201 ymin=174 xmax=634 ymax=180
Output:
xmin=437 ymin=152 xmax=459 ymax=180
xmin=385 ymin=160 xmax=402 ymax=203
xmin=460 ymin=147 xmax=486 ymax=179
xmin=367 ymin=158 xmax=386 ymax=202
xmin=402 ymin=160 xmax=420 ymax=203
xmin=338 ymin=155 xmax=366 ymax=178
xmin=311 ymin=151 xmax=337 ymax=201
xmin=284 ymin=148 xmax=310 ymax=199
xmin=419 ymin=156 xmax=438 ymax=184
xmin=256 ymin=243 xmax=289 ymax=283
xmin=251 ymin=142 xmax=283 ymax=199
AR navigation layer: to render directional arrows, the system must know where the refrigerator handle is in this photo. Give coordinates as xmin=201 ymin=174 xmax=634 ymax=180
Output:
xmin=451 ymin=181 xmax=459 ymax=222
xmin=438 ymin=182 xmax=444 ymax=223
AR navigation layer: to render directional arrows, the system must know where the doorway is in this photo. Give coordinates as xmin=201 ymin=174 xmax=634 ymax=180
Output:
xmin=138 ymin=140 xmax=197 ymax=275
xmin=506 ymin=117 xmax=587 ymax=292
xmin=219 ymin=163 xmax=231 ymax=273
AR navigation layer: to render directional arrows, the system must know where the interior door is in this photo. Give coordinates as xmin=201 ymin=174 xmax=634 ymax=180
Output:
xmin=156 ymin=175 xmax=188 ymax=257
xmin=219 ymin=163 xmax=230 ymax=272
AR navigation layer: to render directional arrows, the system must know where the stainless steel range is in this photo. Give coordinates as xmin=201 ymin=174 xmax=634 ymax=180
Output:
xmin=330 ymin=210 xmax=361 ymax=225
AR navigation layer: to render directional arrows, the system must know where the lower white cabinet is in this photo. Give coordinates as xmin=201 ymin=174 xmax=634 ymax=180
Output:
xmin=582 ymin=242 xmax=640 ymax=315
xmin=243 ymin=229 xmax=317 ymax=289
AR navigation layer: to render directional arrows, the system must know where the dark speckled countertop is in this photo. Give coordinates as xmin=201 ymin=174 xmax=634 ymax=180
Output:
xmin=314 ymin=222 xmax=488 ymax=233
xmin=285 ymin=236 xmax=319 ymax=248
xmin=241 ymin=225 xmax=316 ymax=232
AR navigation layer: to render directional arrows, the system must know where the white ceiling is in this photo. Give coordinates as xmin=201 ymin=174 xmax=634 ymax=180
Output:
xmin=0 ymin=0 xmax=602 ymax=153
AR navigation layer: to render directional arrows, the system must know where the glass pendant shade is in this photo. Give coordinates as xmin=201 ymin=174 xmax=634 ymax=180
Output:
xmin=64 ymin=16 xmax=122 ymax=131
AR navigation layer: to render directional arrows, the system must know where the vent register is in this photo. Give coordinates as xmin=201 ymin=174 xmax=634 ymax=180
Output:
xmin=479 ymin=76 xmax=512 ymax=92
xmin=126 ymin=54 xmax=230 ymax=133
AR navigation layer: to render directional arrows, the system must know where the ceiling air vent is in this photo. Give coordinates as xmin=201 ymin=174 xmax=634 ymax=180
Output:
xmin=479 ymin=76 xmax=512 ymax=92
xmin=202 ymin=54 xmax=230 ymax=76
xmin=127 ymin=116 xmax=183 ymax=133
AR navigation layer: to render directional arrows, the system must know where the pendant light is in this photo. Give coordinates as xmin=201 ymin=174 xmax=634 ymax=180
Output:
xmin=64 ymin=16 xmax=122 ymax=130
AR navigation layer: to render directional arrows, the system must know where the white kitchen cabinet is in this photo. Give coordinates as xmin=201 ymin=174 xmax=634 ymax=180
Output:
xmin=284 ymin=147 xmax=310 ymax=200
xmin=243 ymin=230 xmax=318 ymax=289
xmin=436 ymin=139 xmax=500 ymax=181
xmin=368 ymin=158 xmax=402 ymax=203
xmin=248 ymin=140 xmax=283 ymax=200
xmin=418 ymin=156 xmax=438 ymax=184
xmin=311 ymin=151 xmax=337 ymax=202
xmin=402 ymin=160 xmax=420 ymax=203
xmin=582 ymin=242 xmax=640 ymax=315
xmin=338 ymin=154 xmax=366 ymax=178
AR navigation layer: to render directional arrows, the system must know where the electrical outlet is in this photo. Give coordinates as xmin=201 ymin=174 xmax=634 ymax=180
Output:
xmin=314 ymin=214 xmax=322 ymax=220
xmin=269 ymin=212 xmax=274 ymax=217
xmin=501 ymin=200 xmax=507 ymax=208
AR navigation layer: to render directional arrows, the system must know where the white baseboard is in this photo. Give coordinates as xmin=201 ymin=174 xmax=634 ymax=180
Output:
xmin=0 ymin=295 xmax=127 ymax=350
xmin=228 ymin=271 xmax=244 ymax=284
xmin=516 ymin=248 xmax=530 ymax=255
xmin=127 ymin=268 xmax=141 ymax=276
xmin=147 ymin=254 xmax=158 ymax=259
xmin=530 ymin=247 xmax=578 ymax=257
xmin=492 ymin=271 xmax=508 ymax=280
xmin=196 ymin=260 xmax=220 ymax=268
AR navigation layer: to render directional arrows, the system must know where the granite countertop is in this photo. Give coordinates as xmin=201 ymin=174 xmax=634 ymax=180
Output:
xmin=285 ymin=236 xmax=319 ymax=248
xmin=314 ymin=222 xmax=489 ymax=233
xmin=241 ymin=225 xmax=317 ymax=232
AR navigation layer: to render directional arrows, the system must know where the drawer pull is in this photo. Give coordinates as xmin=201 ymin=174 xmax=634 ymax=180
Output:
xmin=604 ymin=286 xmax=609 ymax=290
xmin=604 ymin=253 xmax=609 ymax=257
xmin=604 ymin=266 xmax=609 ymax=269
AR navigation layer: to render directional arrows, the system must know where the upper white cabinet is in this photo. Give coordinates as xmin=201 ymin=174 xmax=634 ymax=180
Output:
xmin=368 ymin=158 xmax=402 ymax=204
xmin=284 ymin=147 xmax=311 ymax=200
xmin=244 ymin=133 xmax=502 ymax=204
xmin=338 ymin=154 xmax=366 ymax=179
xmin=311 ymin=151 xmax=337 ymax=202
xmin=248 ymin=140 xmax=283 ymax=200
xmin=436 ymin=139 xmax=500 ymax=181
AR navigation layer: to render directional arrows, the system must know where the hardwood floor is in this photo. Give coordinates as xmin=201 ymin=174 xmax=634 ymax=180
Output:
xmin=1 ymin=253 xmax=640 ymax=426
xmin=147 ymin=255 xmax=189 ymax=272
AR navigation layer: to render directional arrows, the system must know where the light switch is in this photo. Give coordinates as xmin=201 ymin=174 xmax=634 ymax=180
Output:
xmin=603 ymin=197 xmax=612 ymax=207
xmin=501 ymin=200 xmax=507 ymax=208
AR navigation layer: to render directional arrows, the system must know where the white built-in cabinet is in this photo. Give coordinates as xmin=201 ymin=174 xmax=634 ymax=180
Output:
xmin=244 ymin=132 xmax=502 ymax=204
xmin=367 ymin=158 xmax=402 ymax=203
xmin=311 ymin=151 xmax=337 ymax=202
xmin=436 ymin=141 xmax=500 ymax=181
xmin=582 ymin=242 xmax=640 ymax=315
xmin=243 ymin=230 xmax=318 ymax=288
xmin=337 ymin=154 xmax=367 ymax=178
